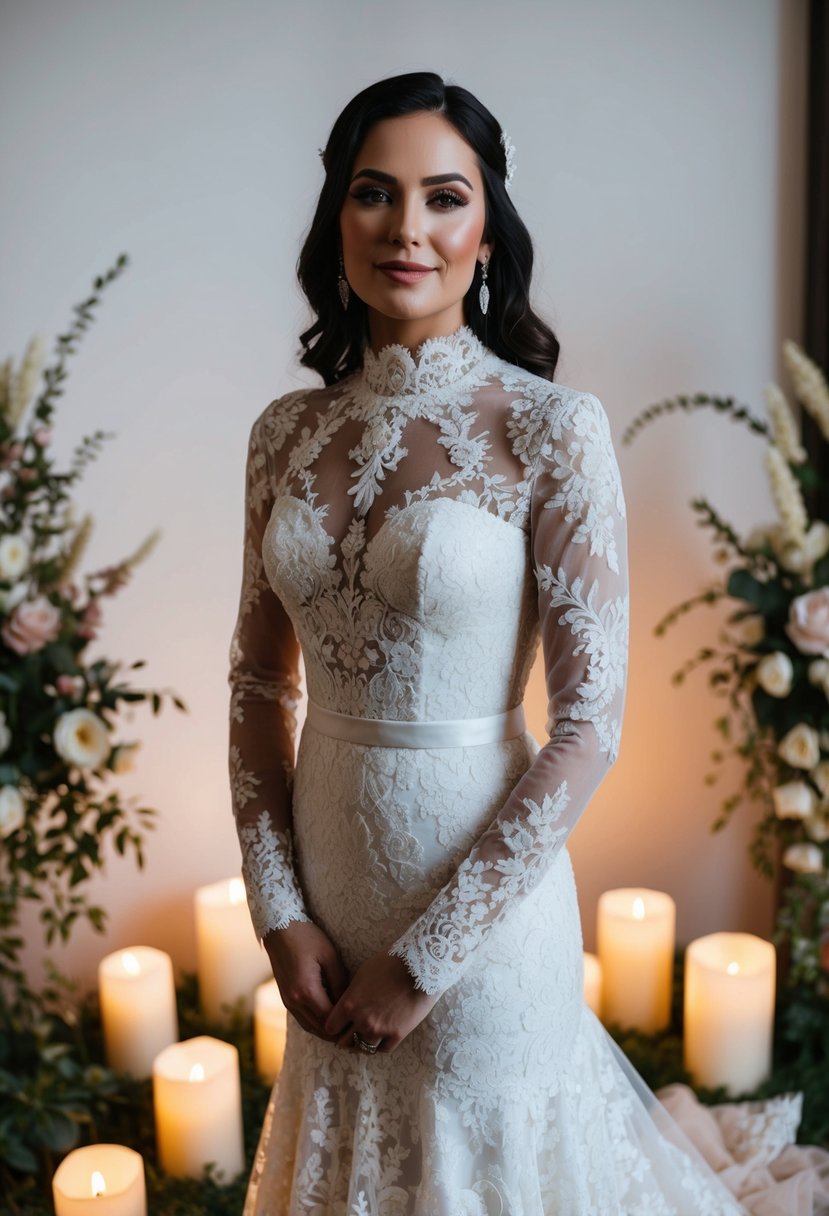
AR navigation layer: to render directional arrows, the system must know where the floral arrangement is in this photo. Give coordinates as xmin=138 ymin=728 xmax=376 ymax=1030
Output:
xmin=0 ymin=256 xmax=183 ymax=1178
xmin=623 ymin=341 xmax=829 ymax=1002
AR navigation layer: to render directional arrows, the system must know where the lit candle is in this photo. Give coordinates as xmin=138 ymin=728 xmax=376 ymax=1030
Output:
xmin=254 ymin=979 xmax=288 ymax=1084
xmin=582 ymin=952 xmax=602 ymax=1016
xmin=194 ymin=876 xmax=271 ymax=1025
xmin=98 ymin=947 xmax=178 ymax=1078
xmin=153 ymin=1035 xmax=245 ymax=1182
xmin=597 ymin=888 xmax=676 ymax=1032
xmin=684 ymin=932 xmax=776 ymax=1095
xmin=52 ymin=1144 xmax=146 ymax=1215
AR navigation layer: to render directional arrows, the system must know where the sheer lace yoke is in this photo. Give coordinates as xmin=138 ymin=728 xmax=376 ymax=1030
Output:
xmin=259 ymin=325 xmax=541 ymax=567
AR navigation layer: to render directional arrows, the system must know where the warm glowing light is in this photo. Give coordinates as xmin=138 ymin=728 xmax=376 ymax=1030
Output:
xmin=121 ymin=951 xmax=141 ymax=976
xmin=632 ymin=897 xmax=646 ymax=920
xmin=90 ymin=1170 xmax=106 ymax=1197
xmin=228 ymin=878 xmax=246 ymax=906
xmin=726 ymin=961 xmax=740 ymax=976
xmin=188 ymin=1062 xmax=205 ymax=1082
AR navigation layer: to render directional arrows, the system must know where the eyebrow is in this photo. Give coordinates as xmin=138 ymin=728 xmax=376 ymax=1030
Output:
xmin=349 ymin=168 xmax=474 ymax=190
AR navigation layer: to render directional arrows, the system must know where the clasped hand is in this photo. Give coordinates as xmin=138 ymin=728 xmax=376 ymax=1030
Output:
xmin=264 ymin=920 xmax=438 ymax=1053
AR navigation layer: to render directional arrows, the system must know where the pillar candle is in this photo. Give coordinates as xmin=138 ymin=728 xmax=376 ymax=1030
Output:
xmin=583 ymin=952 xmax=602 ymax=1016
xmin=52 ymin=1144 xmax=146 ymax=1216
xmin=98 ymin=947 xmax=178 ymax=1078
xmin=153 ymin=1035 xmax=244 ymax=1182
xmin=597 ymin=888 xmax=676 ymax=1032
xmin=254 ymin=978 xmax=288 ymax=1084
xmin=194 ymin=876 xmax=271 ymax=1025
xmin=684 ymin=932 xmax=776 ymax=1096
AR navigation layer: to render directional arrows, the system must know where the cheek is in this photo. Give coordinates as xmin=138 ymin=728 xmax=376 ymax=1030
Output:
xmin=340 ymin=210 xmax=374 ymax=256
xmin=434 ymin=211 xmax=486 ymax=266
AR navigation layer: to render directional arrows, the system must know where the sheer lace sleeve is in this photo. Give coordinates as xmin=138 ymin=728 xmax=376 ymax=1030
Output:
xmin=228 ymin=409 xmax=313 ymax=941
xmin=387 ymin=392 xmax=629 ymax=997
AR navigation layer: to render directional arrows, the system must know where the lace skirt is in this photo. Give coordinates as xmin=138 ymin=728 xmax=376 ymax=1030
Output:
xmin=243 ymin=727 xmax=743 ymax=1215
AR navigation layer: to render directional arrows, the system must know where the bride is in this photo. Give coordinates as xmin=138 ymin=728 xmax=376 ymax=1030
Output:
xmin=229 ymin=70 xmax=747 ymax=1214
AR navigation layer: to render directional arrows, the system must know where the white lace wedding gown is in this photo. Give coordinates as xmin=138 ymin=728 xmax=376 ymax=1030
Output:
xmin=228 ymin=325 xmax=745 ymax=1214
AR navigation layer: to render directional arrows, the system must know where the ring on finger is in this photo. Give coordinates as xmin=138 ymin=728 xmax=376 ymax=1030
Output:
xmin=352 ymin=1030 xmax=382 ymax=1054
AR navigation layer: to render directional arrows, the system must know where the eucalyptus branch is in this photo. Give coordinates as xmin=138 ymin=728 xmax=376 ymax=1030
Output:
xmin=653 ymin=583 xmax=725 ymax=636
xmin=622 ymin=391 xmax=770 ymax=446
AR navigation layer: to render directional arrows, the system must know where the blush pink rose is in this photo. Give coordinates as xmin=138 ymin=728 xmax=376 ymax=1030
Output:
xmin=786 ymin=587 xmax=829 ymax=656
xmin=2 ymin=595 xmax=62 ymax=655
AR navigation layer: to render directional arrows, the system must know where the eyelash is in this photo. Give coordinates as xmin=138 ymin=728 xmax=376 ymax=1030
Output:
xmin=351 ymin=187 xmax=468 ymax=210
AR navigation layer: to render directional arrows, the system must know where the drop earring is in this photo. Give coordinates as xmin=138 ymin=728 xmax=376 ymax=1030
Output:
xmin=338 ymin=254 xmax=350 ymax=310
xmin=478 ymin=257 xmax=490 ymax=316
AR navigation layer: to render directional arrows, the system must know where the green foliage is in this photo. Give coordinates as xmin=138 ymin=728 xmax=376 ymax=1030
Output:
xmin=0 ymin=973 xmax=270 ymax=1215
xmin=625 ymin=348 xmax=829 ymax=1120
xmin=0 ymin=258 xmax=186 ymax=1189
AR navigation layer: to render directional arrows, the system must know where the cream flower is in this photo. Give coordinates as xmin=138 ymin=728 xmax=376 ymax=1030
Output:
xmin=778 ymin=723 xmax=821 ymax=770
xmin=772 ymin=779 xmax=815 ymax=820
xmin=786 ymin=588 xmax=829 ymax=656
xmin=769 ymin=521 xmax=829 ymax=578
xmin=3 ymin=335 xmax=46 ymax=430
xmin=756 ymin=651 xmax=793 ymax=697
xmin=53 ymin=708 xmax=110 ymax=769
xmin=111 ymin=742 xmax=140 ymax=774
xmin=0 ymin=711 xmax=9 ymax=757
xmin=784 ymin=339 xmax=829 ymax=443
xmin=0 ymin=534 xmax=30 ymax=581
xmin=783 ymin=842 xmax=825 ymax=874
xmin=0 ymin=785 xmax=24 ymax=837
xmin=737 ymin=614 xmax=765 ymax=646
xmin=805 ymin=809 xmax=829 ymax=844
xmin=766 ymin=382 xmax=807 ymax=463
xmin=764 ymin=444 xmax=808 ymax=546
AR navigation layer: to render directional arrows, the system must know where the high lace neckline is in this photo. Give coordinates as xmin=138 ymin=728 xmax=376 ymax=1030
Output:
xmin=360 ymin=325 xmax=489 ymax=399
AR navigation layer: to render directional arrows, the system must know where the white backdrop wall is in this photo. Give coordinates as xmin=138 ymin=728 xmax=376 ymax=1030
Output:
xmin=0 ymin=0 xmax=806 ymax=990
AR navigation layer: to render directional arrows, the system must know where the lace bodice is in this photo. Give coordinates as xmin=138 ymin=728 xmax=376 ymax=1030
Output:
xmin=228 ymin=325 xmax=630 ymax=998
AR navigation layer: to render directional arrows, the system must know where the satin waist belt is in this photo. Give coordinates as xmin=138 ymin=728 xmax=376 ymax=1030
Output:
xmin=305 ymin=699 xmax=527 ymax=749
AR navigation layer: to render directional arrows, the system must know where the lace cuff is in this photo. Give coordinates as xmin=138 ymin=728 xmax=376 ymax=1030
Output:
xmin=388 ymin=785 xmax=572 ymax=995
xmin=239 ymin=809 xmax=313 ymax=940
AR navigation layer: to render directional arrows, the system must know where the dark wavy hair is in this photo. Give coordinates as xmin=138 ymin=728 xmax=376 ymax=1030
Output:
xmin=296 ymin=72 xmax=560 ymax=386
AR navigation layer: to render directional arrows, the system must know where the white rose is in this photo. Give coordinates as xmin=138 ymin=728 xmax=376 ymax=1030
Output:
xmin=772 ymin=779 xmax=815 ymax=820
xmin=778 ymin=723 xmax=821 ymax=769
xmin=0 ymin=711 xmax=10 ymax=756
xmin=53 ymin=708 xmax=110 ymax=769
xmin=0 ymin=535 xmax=29 ymax=581
xmin=808 ymin=658 xmax=829 ymax=692
xmin=783 ymin=842 xmax=825 ymax=874
xmin=756 ymin=652 xmax=794 ymax=697
xmin=0 ymin=785 xmax=24 ymax=837
xmin=811 ymin=760 xmax=829 ymax=800
xmin=0 ymin=582 xmax=27 ymax=614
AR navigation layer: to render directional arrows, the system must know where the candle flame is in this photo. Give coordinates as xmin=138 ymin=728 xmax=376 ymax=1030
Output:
xmin=189 ymin=1062 xmax=205 ymax=1082
xmin=726 ymin=961 xmax=740 ymax=976
xmin=228 ymin=877 xmax=246 ymax=905
xmin=121 ymin=951 xmax=141 ymax=976
xmin=91 ymin=1170 xmax=106 ymax=1197
xmin=632 ymin=897 xmax=646 ymax=920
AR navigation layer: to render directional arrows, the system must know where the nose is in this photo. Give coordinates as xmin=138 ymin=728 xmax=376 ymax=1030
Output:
xmin=387 ymin=194 xmax=423 ymax=248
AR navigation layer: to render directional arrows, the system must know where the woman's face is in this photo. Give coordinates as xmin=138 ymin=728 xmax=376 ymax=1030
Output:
xmin=339 ymin=111 xmax=493 ymax=351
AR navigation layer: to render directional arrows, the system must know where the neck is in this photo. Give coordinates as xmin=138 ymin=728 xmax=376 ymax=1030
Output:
xmin=367 ymin=308 xmax=468 ymax=355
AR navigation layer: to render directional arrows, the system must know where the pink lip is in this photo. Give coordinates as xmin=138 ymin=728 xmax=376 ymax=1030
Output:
xmin=377 ymin=262 xmax=436 ymax=284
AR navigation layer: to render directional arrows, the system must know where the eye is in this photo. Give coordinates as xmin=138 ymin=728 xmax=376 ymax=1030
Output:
xmin=429 ymin=189 xmax=467 ymax=210
xmin=349 ymin=187 xmax=391 ymax=205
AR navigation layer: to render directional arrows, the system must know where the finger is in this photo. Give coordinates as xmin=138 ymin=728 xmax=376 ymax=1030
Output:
xmin=321 ymin=953 xmax=351 ymax=1004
